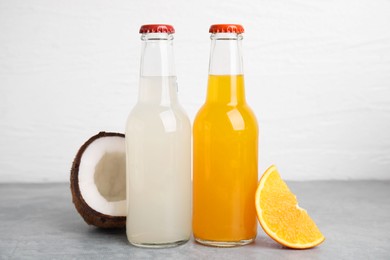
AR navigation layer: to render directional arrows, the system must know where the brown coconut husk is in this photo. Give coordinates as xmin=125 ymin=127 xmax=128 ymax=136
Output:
xmin=70 ymin=131 xmax=126 ymax=228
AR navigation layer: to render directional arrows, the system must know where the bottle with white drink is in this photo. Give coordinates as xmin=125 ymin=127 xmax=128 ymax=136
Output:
xmin=125 ymin=24 xmax=191 ymax=248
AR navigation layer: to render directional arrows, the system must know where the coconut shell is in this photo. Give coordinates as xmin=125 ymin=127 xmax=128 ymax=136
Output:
xmin=70 ymin=131 xmax=126 ymax=228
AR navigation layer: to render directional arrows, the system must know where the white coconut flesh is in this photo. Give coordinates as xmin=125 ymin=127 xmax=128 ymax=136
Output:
xmin=78 ymin=136 xmax=126 ymax=216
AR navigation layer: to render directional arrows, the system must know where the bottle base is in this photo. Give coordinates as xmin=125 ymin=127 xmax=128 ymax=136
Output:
xmin=194 ymin=237 xmax=255 ymax=248
xmin=129 ymin=239 xmax=189 ymax=249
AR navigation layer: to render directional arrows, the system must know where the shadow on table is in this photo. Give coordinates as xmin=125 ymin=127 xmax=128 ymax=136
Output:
xmin=86 ymin=228 xmax=286 ymax=249
xmin=54 ymin=202 xmax=129 ymax=245
xmin=250 ymin=236 xmax=285 ymax=250
xmin=251 ymin=235 xmax=325 ymax=258
xmin=86 ymin=228 xmax=290 ymax=249
xmin=86 ymin=226 xmax=128 ymax=244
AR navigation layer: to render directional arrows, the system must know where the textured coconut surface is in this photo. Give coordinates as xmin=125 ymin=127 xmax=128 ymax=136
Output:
xmin=70 ymin=132 xmax=126 ymax=228
xmin=0 ymin=181 xmax=389 ymax=259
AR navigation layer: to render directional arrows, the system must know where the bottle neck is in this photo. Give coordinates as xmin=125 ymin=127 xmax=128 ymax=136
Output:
xmin=140 ymin=33 xmax=176 ymax=77
xmin=208 ymin=33 xmax=244 ymax=75
xmin=206 ymin=75 xmax=246 ymax=105
xmin=207 ymin=33 xmax=245 ymax=105
xmin=138 ymin=76 xmax=178 ymax=105
xmin=138 ymin=33 xmax=177 ymax=105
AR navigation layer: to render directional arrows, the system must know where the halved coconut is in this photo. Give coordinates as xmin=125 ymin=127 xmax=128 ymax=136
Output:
xmin=70 ymin=132 xmax=126 ymax=228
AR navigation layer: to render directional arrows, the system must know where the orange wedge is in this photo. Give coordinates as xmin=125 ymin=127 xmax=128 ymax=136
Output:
xmin=255 ymin=165 xmax=325 ymax=249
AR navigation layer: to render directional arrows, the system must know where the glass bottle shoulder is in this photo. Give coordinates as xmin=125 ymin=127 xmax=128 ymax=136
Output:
xmin=194 ymin=103 xmax=258 ymax=134
xmin=126 ymin=103 xmax=190 ymax=134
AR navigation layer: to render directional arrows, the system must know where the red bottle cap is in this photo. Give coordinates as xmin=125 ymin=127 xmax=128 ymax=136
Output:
xmin=139 ymin=24 xmax=175 ymax=34
xmin=209 ymin=24 xmax=244 ymax=34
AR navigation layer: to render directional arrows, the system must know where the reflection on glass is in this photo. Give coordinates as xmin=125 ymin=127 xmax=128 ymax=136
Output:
xmin=160 ymin=110 xmax=177 ymax=132
xmin=227 ymin=108 xmax=245 ymax=131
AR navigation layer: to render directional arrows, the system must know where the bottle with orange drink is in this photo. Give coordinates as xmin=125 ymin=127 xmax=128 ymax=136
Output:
xmin=193 ymin=24 xmax=259 ymax=247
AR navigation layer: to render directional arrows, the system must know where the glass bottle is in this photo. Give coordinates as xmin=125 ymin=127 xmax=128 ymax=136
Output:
xmin=193 ymin=24 xmax=258 ymax=247
xmin=125 ymin=24 xmax=191 ymax=248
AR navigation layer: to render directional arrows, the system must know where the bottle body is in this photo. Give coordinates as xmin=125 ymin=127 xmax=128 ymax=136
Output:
xmin=126 ymin=26 xmax=191 ymax=248
xmin=193 ymin=26 xmax=258 ymax=247
xmin=126 ymin=77 xmax=191 ymax=247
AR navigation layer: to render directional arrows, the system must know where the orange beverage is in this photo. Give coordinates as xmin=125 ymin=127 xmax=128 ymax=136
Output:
xmin=193 ymin=24 xmax=258 ymax=247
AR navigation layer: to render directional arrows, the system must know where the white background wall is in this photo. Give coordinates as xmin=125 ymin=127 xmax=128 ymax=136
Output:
xmin=1 ymin=0 xmax=390 ymax=182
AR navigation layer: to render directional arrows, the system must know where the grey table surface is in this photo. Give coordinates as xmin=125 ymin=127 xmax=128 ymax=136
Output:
xmin=0 ymin=181 xmax=389 ymax=259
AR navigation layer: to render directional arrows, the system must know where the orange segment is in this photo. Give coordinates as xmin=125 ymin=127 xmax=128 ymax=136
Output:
xmin=255 ymin=165 xmax=325 ymax=249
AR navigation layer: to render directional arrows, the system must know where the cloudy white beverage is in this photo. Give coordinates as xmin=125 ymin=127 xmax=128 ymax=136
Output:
xmin=125 ymin=24 xmax=191 ymax=248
